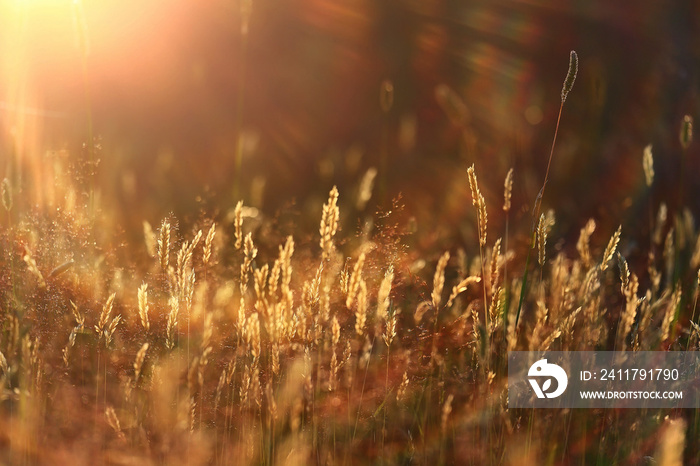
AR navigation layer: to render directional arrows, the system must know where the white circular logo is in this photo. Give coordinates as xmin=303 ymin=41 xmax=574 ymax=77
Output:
xmin=528 ymin=359 xmax=568 ymax=399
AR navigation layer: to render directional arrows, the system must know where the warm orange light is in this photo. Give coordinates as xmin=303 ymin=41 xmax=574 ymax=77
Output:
xmin=0 ymin=0 xmax=189 ymax=205
xmin=0 ymin=0 xmax=190 ymax=114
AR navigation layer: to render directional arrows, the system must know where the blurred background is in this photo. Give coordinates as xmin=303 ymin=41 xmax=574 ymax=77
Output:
xmin=1 ymin=0 xmax=699 ymax=250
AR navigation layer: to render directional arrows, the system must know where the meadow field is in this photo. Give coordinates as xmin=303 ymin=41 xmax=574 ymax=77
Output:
xmin=0 ymin=1 xmax=699 ymax=465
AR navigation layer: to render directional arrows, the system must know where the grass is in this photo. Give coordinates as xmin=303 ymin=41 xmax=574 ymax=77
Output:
xmin=0 ymin=51 xmax=698 ymax=466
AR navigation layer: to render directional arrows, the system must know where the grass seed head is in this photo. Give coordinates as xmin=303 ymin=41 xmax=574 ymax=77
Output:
xmin=158 ymin=219 xmax=171 ymax=272
xmin=320 ymin=186 xmax=340 ymax=261
xmin=137 ymin=283 xmax=149 ymax=331
xmin=681 ymin=115 xmax=693 ymax=149
xmin=166 ymin=296 xmax=179 ymax=349
xmin=467 ymin=164 xmax=480 ymax=206
xmin=0 ymin=351 xmax=7 ymax=375
xmin=661 ymin=286 xmax=682 ymax=342
xmin=601 ymin=226 xmax=622 ymax=271
xmin=203 ymin=222 xmax=216 ymax=266
xmin=617 ymin=273 xmax=639 ymax=349
xmin=489 ymin=286 xmax=505 ymax=331
xmin=432 ymin=251 xmax=450 ymax=310
xmin=22 ymin=247 xmax=45 ymax=288
xmin=331 ymin=316 xmax=340 ymax=348
xmin=478 ymin=193 xmax=488 ymax=246
xmin=105 ymin=406 xmax=124 ymax=440
xmin=396 ymin=371 xmax=409 ymax=400
xmin=357 ymin=168 xmax=377 ymax=211
xmin=441 ymin=394 xmax=454 ymax=432
xmin=355 ymin=280 xmax=368 ymax=337
xmin=133 ymin=343 xmax=149 ymax=385
xmin=577 ymin=219 xmax=596 ymax=268
xmin=503 ymin=168 xmax=513 ymax=212
xmin=643 ymin=144 xmax=654 ymax=187
xmin=346 ymin=252 xmax=366 ymax=309
xmin=616 ymin=253 xmax=630 ymax=293
xmin=489 ymin=238 xmax=502 ymax=293
xmin=1 ymin=178 xmax=12 ymax=211
xmin=561 ymin=50 xmax=578 ymax=102
xmin=234 ymin=201 xmax=244 ymax=249
xmin=656 ymin=418 xmax=686 ymax=466
xmin=383 ymin=312 xmax=397 ymax=347
xmin=143 ymin=221 xmax=157 ymax=258
xmin=447 ymin=276 xmax=481 ymax=308
xmin=377 ymin=266 xmax=394 ymax=321
xmin=537 ymin=214 xmax=547 ymax=266
xmin=96 ymin=293 xmax=116 ymax=337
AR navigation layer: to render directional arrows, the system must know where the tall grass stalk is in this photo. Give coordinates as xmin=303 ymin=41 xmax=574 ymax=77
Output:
xmin=515 ymin=51 xmax=578 ymax=327
xmin=232 ymin=0 xmax=252 ymax=201
xmin=502 ymin=167 xmax=513 ymax=288
xmin=467 ymin=166 xmax=490 ymax=367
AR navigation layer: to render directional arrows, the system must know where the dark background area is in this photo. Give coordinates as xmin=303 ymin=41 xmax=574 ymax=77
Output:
xmin=1 ymin=0 xmax=699 ymax=249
